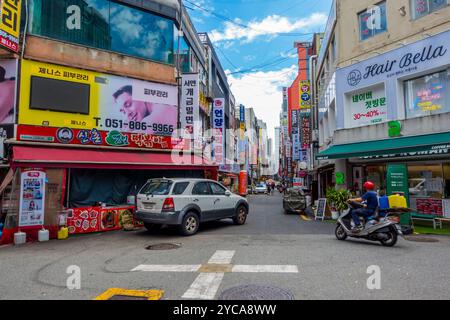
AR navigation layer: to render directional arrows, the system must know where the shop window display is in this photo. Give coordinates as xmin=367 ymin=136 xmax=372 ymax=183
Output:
xmin=404 ymin=70 xmax=450 ymax=119
xmin=408 ymin=164 xmax=444 ymax=215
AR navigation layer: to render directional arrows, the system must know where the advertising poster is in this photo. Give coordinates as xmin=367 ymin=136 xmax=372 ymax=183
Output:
xmin=19 ymin=59 xmax=178 ymax=137
xmin=0 ymin=0 xmax=22 ymax=52
xmin=346 ymin=86 xmax=388 ymax=127
xmin=387 ymin=164 xmax=410 ymax=206
xmin=180 ymin=73 xmax=200 ymax=139
xmin=19 ymin=169 xmax=46 ymax=227
xmin=213 ymin=98 xmax=225 ymax=165
xmin=0 ymin=59 xmax=17 ymax=125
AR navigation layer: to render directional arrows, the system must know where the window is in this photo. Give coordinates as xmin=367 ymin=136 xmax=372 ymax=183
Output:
xmin=411 ymin=0 xmax=449 ymax=20
xmin=140 ymin=180 xmax=173 ymax=195
xmin=404 ymin=70 xmax=450 ymax=119
xmin=359 ymin=1 xmax=387 ymax=41
xmin=210 ymin=183 xmax=226 ymax=195
xmin=192 ymin=182 xmax=212 ymax=195
xmin=172 ymin=182 xmax=189 ymax=195
xmin=30 ymin=76 xmax=90 ymax=114
xmin=29 ymin=0 xmax=175 ymax=64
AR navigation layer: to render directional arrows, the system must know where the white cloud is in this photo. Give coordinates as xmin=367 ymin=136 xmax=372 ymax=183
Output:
xmin=210 ymin=13 xmax=327 ymax=43
xmin=227 ymin=65 xmax=297 ymax=143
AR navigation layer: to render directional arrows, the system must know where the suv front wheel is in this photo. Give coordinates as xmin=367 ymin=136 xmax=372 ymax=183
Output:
xmin=233 ymin=205 xmax=248 ymax=225
xmin=180 ymin=212 xmax=200 ymax=236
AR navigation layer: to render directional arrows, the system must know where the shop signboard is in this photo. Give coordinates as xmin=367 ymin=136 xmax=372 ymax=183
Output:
xmin=336 ymin=29 xmax=450 ymax=129
xmin=19 ymin=169 xmax=46 ymax=227
xmin=386 ymin=164 xmax=409 ymax=205
xmin=17 ymin=125 xmax=190 ymax=150
xmin=213 ymin=98 xmax=225 ymax=165
xmin=292 ymin=133 xmax=300 ymax=161
xmin=0 ymin=59 xmax=17 ymax=125
xmin=299 ymin=81 xmax=311 ymax=109
xmin=345 ymin=85 xmax=387 ymax=128
xmin=301 ymin=113 xmax=311 ymax=148
xmin=180 ymin=73 xmax=199 ymax=140
xmin=0 ymin=0 xmax=21 ymax=52
xmin=19 ymin=59 xmax=178 ymax=138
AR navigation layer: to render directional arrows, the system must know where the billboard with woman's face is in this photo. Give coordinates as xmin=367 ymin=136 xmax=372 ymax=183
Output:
xmin=0 ymin=60 xmax=17 ymax=124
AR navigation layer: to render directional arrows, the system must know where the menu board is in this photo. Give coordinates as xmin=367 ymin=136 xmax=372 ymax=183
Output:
xmin=19 ymin=170 xmax=46 ymax=227
xmin=316 ymin=198 xmax=327 ymax=221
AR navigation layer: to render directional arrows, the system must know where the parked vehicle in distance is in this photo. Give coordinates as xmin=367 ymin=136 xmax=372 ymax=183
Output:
xmin=254 ymin=183 xmax=268 ymax=194
xmin=135 ymin=178 xmax=249 ymax=236
xmin=283 ymin=188 xmax=307 ymax=214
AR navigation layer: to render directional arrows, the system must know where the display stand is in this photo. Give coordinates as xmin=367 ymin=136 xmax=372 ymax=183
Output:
xmin=315 ymin=198 xmax=331 ymax=221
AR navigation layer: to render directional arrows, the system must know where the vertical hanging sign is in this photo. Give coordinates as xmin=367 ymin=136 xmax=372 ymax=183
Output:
xmin=181 ymin=73 xmax=200 ymax=140
xmin=0 ymin=0 xmax=22 ymax=52
xmin=213 ymin=98 xmax=225 ymax=164
xmin=19 ymin=169 xmax=46 ymax=227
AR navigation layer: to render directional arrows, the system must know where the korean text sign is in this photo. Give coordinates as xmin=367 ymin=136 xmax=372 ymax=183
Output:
xmin=0 ymin=0 xmax=21 ymax=52
xmin=19 ymin=59 xmax=178 ymax=137
xmin=181 ymin=73 xmax=200 ymax=139
xmin=213 ymin=98 xmax=225 ymax=164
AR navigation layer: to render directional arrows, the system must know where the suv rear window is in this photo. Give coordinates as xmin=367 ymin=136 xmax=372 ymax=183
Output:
xmin=172 ymin=182 xmax=189 ymax=195
xmin=140 ymin=180 xmax=173 ymax=195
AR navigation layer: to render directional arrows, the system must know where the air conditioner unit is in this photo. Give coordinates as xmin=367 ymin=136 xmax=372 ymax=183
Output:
xmin=311 ymin=129 xmax=319 ymax=142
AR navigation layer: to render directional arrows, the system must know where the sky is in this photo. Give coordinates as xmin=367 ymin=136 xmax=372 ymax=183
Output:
xmin=185 ymin=0 xmax=333 ymax=142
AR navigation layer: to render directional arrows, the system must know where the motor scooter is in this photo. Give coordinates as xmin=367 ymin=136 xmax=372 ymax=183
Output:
xmin=335 ymin=200 xmax=411 ymax=247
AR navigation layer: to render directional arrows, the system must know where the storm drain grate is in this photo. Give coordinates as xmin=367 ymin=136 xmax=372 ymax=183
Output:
xmin=146 ymin=243 xmax=182 ymax=250
xmin=405 ymin=236 xmax=439 ymax=243
xmin=219 ymin=285 xmax=295 ymax=300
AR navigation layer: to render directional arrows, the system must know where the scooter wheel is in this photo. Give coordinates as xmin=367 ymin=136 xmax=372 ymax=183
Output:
xmin=335 ymin=224 xmax=347 ymax=241
xmin=380 ymin=229 xmax=398 ymax=247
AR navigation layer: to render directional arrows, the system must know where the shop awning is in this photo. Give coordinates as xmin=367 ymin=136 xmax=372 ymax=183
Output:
xmin=316 ymin=132 xmax=450 ymax=160
xmin=12 ymin=146 xmax=217 ymax=170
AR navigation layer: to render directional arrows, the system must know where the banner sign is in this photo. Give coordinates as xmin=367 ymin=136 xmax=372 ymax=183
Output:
xmin=213 ymin=98 xmax=225 ymax=164
xmin=19 ymin=169 xmax=46 ymax=227
xmin=291 ymin=110 xmax=299 ymax=134
xmin=0 ymin=0 xmax=21 ymax=52
xmin=345 ymin=85 xmax=387 ymax=128
xmin=180 ymin=73 xmax=199 ymax=139
xmin=19 ymin=60 xmax=178 ymax=139
xmin=387 ymin=164 xmax=409 ymax=206
xmin=0 ymin=59 xmax=17 ymax=125
xmin=301 ymin=114 xmax=311 ymax=148
xmin=17 ymin=124 xmax=190 ymax=150
xmin=292 ymin=133 xmax=300 ymax=161
xmin=300 ymin=81 xmax=311 ymax=109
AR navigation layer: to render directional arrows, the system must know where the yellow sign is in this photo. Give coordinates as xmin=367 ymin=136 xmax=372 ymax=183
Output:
xmin=0 ymin=0 xmax=22 ymax=52
xmin=19 ymin=59 xmax=100 ymax=129
xmin=299 ymin=80 xmax=311 ymax=109
xmin=19 ymin=59 xmax=179 ymax=134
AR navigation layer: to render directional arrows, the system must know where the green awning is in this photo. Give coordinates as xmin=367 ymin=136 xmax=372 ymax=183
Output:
xmin=316 ymin=132 xmax=450 ymax=160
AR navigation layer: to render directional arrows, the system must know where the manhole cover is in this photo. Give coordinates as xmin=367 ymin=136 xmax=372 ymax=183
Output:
xmin=219 ymin=285 xmax=294 ymax=300
xmin=404 ymin=236 xmax=439 ymax=243
xmin=146 ymin=243 xmax=181 ymax=250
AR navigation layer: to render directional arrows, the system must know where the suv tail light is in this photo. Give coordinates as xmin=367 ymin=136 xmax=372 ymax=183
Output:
xmin=162 ymin=197 xmax=175 ymax=212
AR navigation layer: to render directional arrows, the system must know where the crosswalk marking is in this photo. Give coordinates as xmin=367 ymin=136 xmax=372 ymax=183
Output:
xmin=131 ymin=250 xmax=298 ymax=300
xmin=131 ymin=265 xmax=201 ymax=272
xmin=182 ymin=273 xmax=225 ymax=300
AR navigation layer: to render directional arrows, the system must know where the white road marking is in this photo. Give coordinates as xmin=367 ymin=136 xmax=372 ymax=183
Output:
xmin=182 ymin=273 xmax=225 ymax=300
xmin=131 ymin=265 xmax=201 ymax=272
xmin=232 ymin=265 xmax=299 ymax=273
xmin=207 ymin=250 xmax=235 ymax=264
xmin=131 ymin=250 xmax=299 ymax=300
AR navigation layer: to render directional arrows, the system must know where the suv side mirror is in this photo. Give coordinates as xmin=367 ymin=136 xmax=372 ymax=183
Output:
xmin=225 ymin=190 xmax=232 ymax=197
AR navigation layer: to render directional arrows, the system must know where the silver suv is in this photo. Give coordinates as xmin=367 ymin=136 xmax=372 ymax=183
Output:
xmin=135 ymin=178 xmax=249 ymax=236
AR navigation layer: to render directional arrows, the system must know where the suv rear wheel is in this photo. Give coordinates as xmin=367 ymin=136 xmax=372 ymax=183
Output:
xmin=180 ymin=212 xmax=200 ymax=236
xmin=233 ymin=205 xmax=248 ymax=225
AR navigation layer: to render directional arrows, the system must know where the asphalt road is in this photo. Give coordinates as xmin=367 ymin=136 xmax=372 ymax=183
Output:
xmin=0 ymin=193 xmax=449 ymax=300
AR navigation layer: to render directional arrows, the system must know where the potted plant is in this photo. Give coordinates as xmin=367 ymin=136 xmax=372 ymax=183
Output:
xmin=327 ymin=188 xmax=351 ymax=219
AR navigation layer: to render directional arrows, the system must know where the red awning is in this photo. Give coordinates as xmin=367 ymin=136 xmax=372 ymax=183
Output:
xmin=12 ymin=146 xmax=217 ymax=170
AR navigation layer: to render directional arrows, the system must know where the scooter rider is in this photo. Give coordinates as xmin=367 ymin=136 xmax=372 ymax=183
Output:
xmin=348 ymin=181 xmax=379 ymax=233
